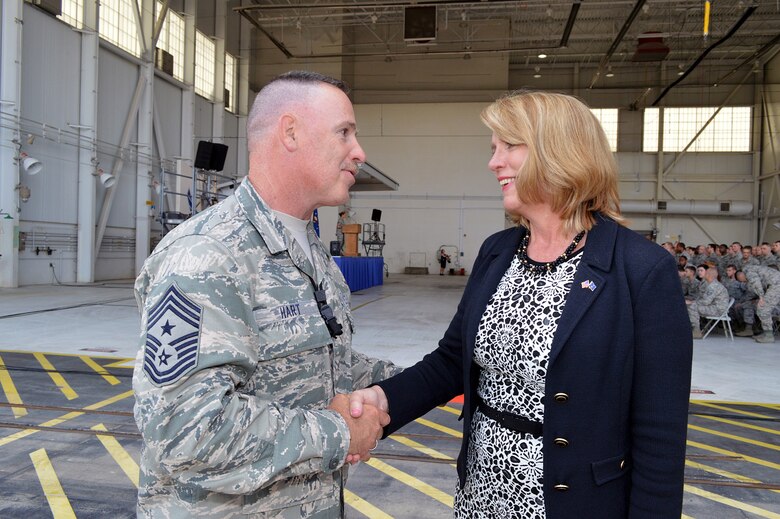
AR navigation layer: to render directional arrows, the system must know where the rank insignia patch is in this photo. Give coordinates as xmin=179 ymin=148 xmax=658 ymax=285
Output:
xmin=143 ymin=284 xmax=202 ymax=386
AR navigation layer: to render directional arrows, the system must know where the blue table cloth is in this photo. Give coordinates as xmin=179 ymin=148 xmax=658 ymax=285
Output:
xmin=332 ymin=256 xmax=384 ymax=292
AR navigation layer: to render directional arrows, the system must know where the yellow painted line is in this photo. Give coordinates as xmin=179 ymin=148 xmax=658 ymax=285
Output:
xmin=690 ymin=399 xmax=776 ymax=406
xmin=92 ymin=423 xmax=139 ymax=487
xmin=30 ymin=448 xmax=77 ymax=519
xmin=344 ymin=489 xmax=393 ymax=519
xmin=688 ymin=424 xmax=780 ymax=452
xmin=390 ymin=434 xmax=456 ymax=466
xmin=438 ymin=405 xmax=461 ymax=416
xmin=0 ymin=390 xmax=134 ymax=448
xmin=0 ymin=354 xmax=27 ymax=418
xmin=366 ymin=458 xmax=453 ymax=508
xmin=682 ymin=515 xmax=695 ymax=519
xmin=694 ymin=413 xmax=780 ymax=436
xmin=34 ymin=353 xmax=78 ymax=400
xmin=415 ymin=417 xmax=462 ymax=438
xmin=687 ymin=440 xmax=780 ymax=471
xmin=103 ymin=358 xmax=135 ymax=369
xmin=80 ymin=356 xmax=121 ymax=385
xmin=684 ymin=484 xmax=780 ymax=519
xmin=693 ymin=402 xmax=773 ymax=419
xmin=686 ymin=460 xmax=780 ymax=495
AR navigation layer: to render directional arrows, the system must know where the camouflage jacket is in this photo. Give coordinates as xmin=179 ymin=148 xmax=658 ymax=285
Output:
xmin=743 ymin=264 xmax=780 ymax=297
xmin=694 ymin=279 xmax=729 ymax=314
xmin=133 ymin=179 xmax=400 ymax=518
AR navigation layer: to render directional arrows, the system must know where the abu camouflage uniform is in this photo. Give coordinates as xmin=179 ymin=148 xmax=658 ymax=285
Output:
xmin=741 ymin=265 xmax=780 ymax=332
xmin=687 ymin=279 xmax=729 ymax=327
xmin=133 ymin=179 xmax=401 ymax=518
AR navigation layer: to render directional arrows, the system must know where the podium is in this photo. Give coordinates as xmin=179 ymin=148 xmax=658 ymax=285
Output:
xmin=342 ymin=224 xmax=361 ymax=256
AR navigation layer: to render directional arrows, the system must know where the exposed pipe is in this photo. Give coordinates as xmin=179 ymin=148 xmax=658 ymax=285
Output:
xmin=652 ymin=5 xmax=757 ymax=106
xmin=559 ymin=1 xmax=581 ymax=48
xmin=621 ymin=200 xmax=752 ymax=216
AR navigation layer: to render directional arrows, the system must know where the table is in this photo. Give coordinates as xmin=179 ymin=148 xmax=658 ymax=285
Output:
xmin=332 ymin=256 xmax=384 ymax=292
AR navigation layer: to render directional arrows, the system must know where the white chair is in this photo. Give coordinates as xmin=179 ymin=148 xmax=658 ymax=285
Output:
xmin=702 ymin=297 xmax=735 ymax=341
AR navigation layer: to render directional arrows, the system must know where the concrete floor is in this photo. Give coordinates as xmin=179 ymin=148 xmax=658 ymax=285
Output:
xmin=0 ymin=273 xmax=778 ymax=517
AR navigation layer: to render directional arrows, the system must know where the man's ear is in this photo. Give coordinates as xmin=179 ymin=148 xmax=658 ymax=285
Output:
xmin=279 ymin=114 xmax=298 ymax=151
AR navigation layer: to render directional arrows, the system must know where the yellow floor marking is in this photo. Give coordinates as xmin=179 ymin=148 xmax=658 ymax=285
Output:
xmin=694 ymin=402 xmax=773 ymax=419
xmin=30 ymin=448 xmax=77 ymax=519
xmin=438 ymin=405 xmax=461 ymax=416
xmin=686 ymin=459 xmax=780 ymax=495
xmin=687 ymin=440 xmax=780 ymax=471
xmin=415 ymin=417 xmax=462 ymax=438
xmin=80 ymin=356 xmax=121 ymax=385
xmin=390 ymin=435 xmax=456 ymax=467
xmin=694 ymin=413 xmax=780 ymax=436
xmin=690 ymin=399 xmax=775 ymax=406
xmin=755 ymin=403 xmax=780 ymax=410
xmin=682 ymin=515 xmax=695 ymax=519
xmin=366 ymin=458 xmax=454 ymax=508
xmin=103 ymin=358 xmax=135 ymax=369
xmin=344 ymin=489 xmax=394 ymax=519
xmin=92 ymin=423 xmax=139 ymax=487
xmin=684 ymin=484 xmax=780 ymax=519
xmin=688 ymin=424 xmax=780 ymax=452
xmin=34 ymin=353 xmax=78 ymax=400
xmin=0 ymin=390 xmax=133 ymax=448
xmin=0 ymin=354 xmax=27 ymax=418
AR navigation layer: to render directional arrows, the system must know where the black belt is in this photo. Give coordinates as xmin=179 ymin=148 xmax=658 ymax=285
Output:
xmin=476 ymin=397 xmax=543 ymax=438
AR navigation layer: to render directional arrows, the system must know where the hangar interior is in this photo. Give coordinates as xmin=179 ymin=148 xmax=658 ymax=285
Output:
xmin=0 ymin=0 xmax=779 ymax=285
xmin=0 ymin=1 xmax=779 ymax=518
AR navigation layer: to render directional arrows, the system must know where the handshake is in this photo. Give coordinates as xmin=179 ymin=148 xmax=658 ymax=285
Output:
xmin=327 ymin=386 xmax=389 ymax=465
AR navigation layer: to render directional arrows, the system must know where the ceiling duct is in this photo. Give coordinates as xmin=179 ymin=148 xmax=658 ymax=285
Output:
xmin=632 ymin=32 xmax=669 ymax=62
xmin=621 ymin=200 xmax=752 ymax=216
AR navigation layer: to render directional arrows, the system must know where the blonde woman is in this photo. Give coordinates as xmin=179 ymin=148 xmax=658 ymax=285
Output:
xmin=351 ymin=91 xmax=692 ymax=518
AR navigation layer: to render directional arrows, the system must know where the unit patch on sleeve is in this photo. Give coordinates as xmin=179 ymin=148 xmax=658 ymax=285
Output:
xmin=143 ymin=283 xmax=203 ymax=386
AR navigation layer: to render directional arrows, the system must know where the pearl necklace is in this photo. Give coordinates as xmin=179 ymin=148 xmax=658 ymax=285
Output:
xmin=517 ymin=229 xmax=586 ymax=275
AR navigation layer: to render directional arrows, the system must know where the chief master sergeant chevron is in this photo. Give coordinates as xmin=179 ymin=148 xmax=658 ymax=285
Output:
xmin=132 ymin=71 xmax=401 ymax=518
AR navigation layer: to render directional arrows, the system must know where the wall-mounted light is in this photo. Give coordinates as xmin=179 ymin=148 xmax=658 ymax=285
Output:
xmin=96 ymin=168 xmax=116 ymax=188
xmin=19 ymin=152 xmax=43 ymax=175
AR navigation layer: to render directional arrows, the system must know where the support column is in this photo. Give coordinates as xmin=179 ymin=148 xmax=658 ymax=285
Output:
xmin=177 ymin=0 xmax=197 ymax=214
xmin=0 ymin=0 xmax=23 ymax=288
xmin=76 ymin=1 xmax=99 ymax=283
xmin=135 ymin=0 xmax=155 ymax=274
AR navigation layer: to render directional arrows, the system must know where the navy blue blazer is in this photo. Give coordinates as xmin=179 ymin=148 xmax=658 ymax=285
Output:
xmin=377 ymin=215 xmax=692 ymax=518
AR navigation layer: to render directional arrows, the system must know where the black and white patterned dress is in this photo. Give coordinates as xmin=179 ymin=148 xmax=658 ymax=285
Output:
xmin=454 ymin=249 xmax=582 ymax=519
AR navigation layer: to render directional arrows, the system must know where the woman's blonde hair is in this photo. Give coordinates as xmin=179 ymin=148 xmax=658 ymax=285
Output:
xmin=481 ymin=90 xmax=625 ymax=234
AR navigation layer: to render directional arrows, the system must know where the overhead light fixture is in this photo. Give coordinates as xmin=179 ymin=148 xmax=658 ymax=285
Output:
xmin=19 ymin=152 xmax=43 ymax=175
xmin=677 ymin=64 xmax=685 ymax=76
xmin=605 ymin=66 xmax=614 ymax=78
xmin=538 ymin=53 xmax=547 ymax=59
xmin=533 ymin=66 xmax=542 ymax=79
xmin=370 ymin=14 xmax=378 ymax=24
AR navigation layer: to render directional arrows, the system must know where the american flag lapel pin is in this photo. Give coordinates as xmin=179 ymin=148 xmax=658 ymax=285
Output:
xmin=581 ymin=280 xmax=597 ymax=292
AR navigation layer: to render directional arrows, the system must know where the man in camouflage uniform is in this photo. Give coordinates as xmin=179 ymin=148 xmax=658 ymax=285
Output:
xmin=758 ymin=243 xmax=778 ymax=269
xmin=680 ymin=264 xmax=701 ymax=300
xmin=686 ymin=264 xmax=729 ymax=339
xmin=133 ymin=71 xmax=401 ymax=518
xmin=736 ymin=264 xmax=780 ymax=343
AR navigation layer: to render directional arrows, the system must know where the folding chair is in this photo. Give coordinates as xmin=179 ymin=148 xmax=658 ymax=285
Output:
xmin=701 ymin=297 xmax=735 ymax=341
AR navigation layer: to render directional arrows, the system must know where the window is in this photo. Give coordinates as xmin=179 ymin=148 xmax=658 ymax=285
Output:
xmin=643 ymin=106 xmax=751 ymax=152
xmin=99 ymin=0 xmax=141 ymax=57
xmin=155 ymin=2 xmax=185 ymax=81
xmin=59 ymin=0 xmax=83 ymax=29
xmin=590 ymin=108 xmax=618 ymax=152
xmin=225 ymin=53 xmax=237 ymax=113
xmin=194 ymin=31 xmax=216 ymax=100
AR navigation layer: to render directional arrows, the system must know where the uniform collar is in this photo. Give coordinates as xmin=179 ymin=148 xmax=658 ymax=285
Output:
xmin=235 ymin=178 xmax=290 ymax=255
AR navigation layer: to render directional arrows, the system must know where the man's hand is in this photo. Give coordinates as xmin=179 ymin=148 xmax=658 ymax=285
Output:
xmin=328 ymin=393 xmax=389 ymax=465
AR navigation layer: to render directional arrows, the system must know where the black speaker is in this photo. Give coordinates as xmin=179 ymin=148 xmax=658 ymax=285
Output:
xmin=194 ymin=141 xmax=229 ymax=171
xmin=371 ymin=209 xmax=382 ymax=222
xmin=330 ymin=241 xmax=341 ymax=256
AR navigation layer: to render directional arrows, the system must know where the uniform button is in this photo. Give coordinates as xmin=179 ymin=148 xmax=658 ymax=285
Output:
xmin=553 ymin=393 xmax=569 ymax=403
xmin=329 ymin=459 xmax=339 ymax=470
xmin=619 ymin=460 xmax=625 ymax=470
xmin=554 ymin=484 xmax=570 ymax=492
xmin=553 ymin=437 xmax=569 ymax=447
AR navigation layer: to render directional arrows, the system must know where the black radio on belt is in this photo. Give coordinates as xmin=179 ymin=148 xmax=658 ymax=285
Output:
xmin=314 ymin=285 xmax=343 ymax=338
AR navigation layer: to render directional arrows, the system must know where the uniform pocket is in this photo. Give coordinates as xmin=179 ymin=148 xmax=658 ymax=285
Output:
xmin=253 ymin=300 xmax=331 ymax=360
xmin=591 ymin=452 xmax=629 ymax=486
xmin=241 ymin=471 xmax=338 ymax=514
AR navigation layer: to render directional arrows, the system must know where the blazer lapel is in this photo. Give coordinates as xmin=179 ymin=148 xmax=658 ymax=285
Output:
xmin=548 ymin=216 xmax=617 ymax=368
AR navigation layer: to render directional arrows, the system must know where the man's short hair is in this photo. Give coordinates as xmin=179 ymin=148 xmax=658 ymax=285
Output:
xmin=685 ymin=265 xmax=697 ymax=273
